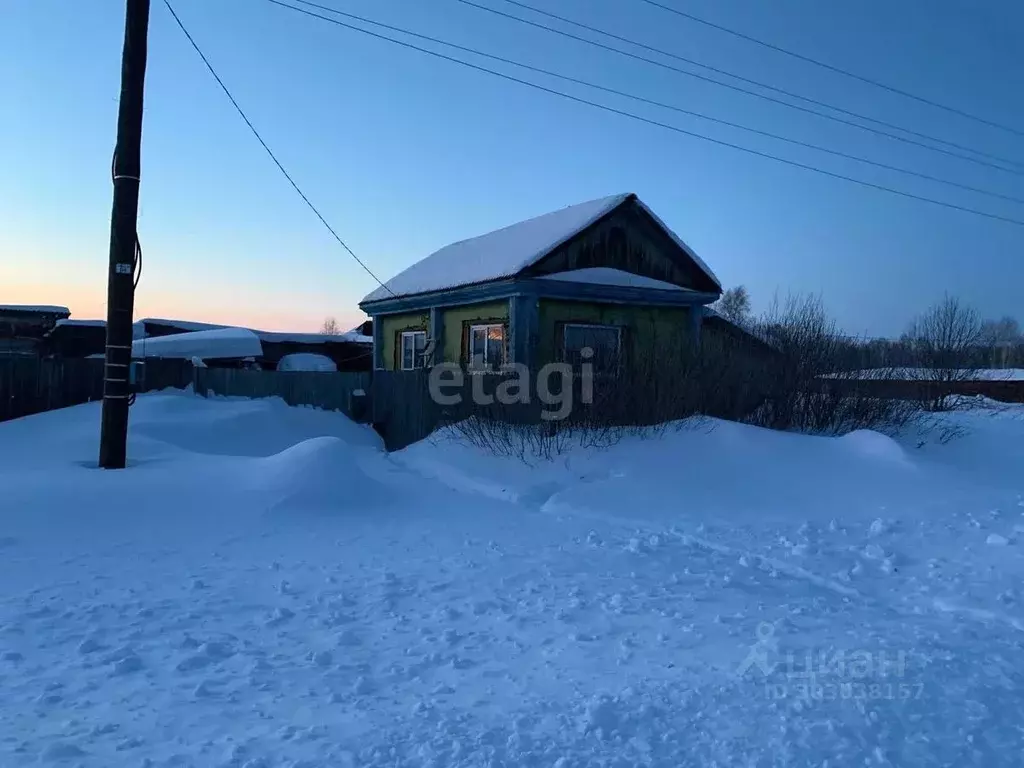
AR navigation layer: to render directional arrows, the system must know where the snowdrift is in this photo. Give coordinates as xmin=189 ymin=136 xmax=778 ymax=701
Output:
xmin=2 ymin=392 xmax=1024 ymax=767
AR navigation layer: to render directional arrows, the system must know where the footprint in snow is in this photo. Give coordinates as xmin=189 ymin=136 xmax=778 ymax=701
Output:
xmin=111 ymin=654 xmax=144 ymax=676
xmin=265 ymin=607 xmax=295 ymax=627
xmin=40 ymin=742 xmax=86 ymax=762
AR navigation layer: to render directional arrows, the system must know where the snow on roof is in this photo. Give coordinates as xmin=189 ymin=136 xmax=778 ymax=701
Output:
xmin=257 ymin=331 xmax=372 ymax=345
xmin=54 ymin=319 xmax=106 ymax=328
xmin=362 ymin=193 xmax=718 ymax=303
xmin=362 ymin=194 xmax=629 ymax=303
xmin=138 ymin=317 xmax=230 ymax=332
xmin=276 ymin=353 xmax=338 ymax=373
xmin=0 ymin=305 xmax=70 ymax=315
xmin=538 ymin=267 xmax=691 ymax=291
xmin=132 ymin=328 xmax=263 ymax=360
xmin=134 ymin=319 xmax=371 ymax=345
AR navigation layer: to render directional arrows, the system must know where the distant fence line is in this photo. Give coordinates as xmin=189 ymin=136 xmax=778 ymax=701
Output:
xmin=831 ymin=377 xmax=1024 ymax=405
xmin=4 ymin=355 xmax=1024 ymax=451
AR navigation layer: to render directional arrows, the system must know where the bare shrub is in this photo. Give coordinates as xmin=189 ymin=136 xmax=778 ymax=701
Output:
xmin=741 ymin=293 xmax=921 ymax=435
xmin=440 ymin=349 xmax=710 ymax=461
xmin=435 ymin=294 xmax=925 ymax=459
xmin=903 ymin=295 xmax=985 ymax=411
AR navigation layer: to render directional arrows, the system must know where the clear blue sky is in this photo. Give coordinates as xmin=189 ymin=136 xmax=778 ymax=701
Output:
xmin=2 ymin=0 xmax=1022 ymax=334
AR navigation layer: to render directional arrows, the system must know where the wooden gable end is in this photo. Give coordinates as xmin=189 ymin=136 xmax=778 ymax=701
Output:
xmin=522 ymin=200 xmax=716 ymax=293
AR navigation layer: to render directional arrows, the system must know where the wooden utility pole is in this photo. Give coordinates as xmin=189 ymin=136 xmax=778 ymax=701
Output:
xmin=99 ymin=0 xmax=151 ymax=469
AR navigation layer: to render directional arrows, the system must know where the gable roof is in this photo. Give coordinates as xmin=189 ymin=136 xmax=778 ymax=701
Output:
xmin=361 ymin=193 xmax=720 ymax=304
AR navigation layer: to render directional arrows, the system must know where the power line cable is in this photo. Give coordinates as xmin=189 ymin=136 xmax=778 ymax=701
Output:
xmin=494 ymin=0 xmax=1024 ymax=171
xmin=638 ymin=0 xmax=1024 ymax=139
xmin=454 ymin=0 xmax=1024 ymax=177
xmin=161 ymin=0 xmax=394 ymax=294
xmin=267 ymin=0 xmax=1024 ymax=227
xmin=287 ymin=0 xmax=1024 ymax=206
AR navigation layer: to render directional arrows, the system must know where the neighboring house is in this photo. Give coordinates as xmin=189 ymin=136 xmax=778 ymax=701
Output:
xmin=0 ymin=305 xmax=70 ymax=357
xmin=45 ymin=317 xmax=373 ymax=372
xmin=42 ymin=319 xmax=108 ymax=359
xmin=359 ymin=193 xmax=721 ymax=373
xmin=351 ymin=320 xmax=373 ymax=338
xmin=130 ymin=321 xmax=373 ymax=372
xmin=702 ymin=308 xmax=780 ymax=360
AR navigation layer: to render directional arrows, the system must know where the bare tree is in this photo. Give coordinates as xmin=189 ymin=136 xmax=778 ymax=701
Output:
xmin=713 ymin=286 xmax=752 ymax=326
xmin=904 ymin=295 xmax=984 ymax=410
xmin=320 ymin=317 xmax=340 ymax=335
xmin=980 ymin=316 xmax=1021 ymax=346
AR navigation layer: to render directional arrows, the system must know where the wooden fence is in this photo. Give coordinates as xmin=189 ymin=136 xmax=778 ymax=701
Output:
xmin=1 ymin=357 xmax=192 ymax=423
xmin=1 ymin=356 xmax=372 ymax=425
xmin=1 ymin=357 xmax=105 ymax=422
xmin=195 ymin=367 xmax=372 ymax=420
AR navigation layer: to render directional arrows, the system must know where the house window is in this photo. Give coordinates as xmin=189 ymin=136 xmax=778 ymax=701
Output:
xmin=400 ymin=331 xmax=427 ymax=370
xmin=563 ymin=323 xmax=622 ymax=373
xmin=469 ymin=324 xmax=505 ymax=369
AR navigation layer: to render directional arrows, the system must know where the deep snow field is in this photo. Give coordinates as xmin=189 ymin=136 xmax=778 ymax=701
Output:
xmin=2 ymin=391 xmax=1024 ymax=767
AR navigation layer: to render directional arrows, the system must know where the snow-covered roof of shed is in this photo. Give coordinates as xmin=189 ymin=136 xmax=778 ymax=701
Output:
xmin=54 ymin=319 xmax=106 ymax=328
xmin=0 ymin=304 xmax=71 ymax=315
xmin=134 ymin=318 xmax=371 ymax=345
xmin=361 ymin=193 xmax=719 ymax=304
xmin=132 ymin=328 xmax=263 ymax=360
xmin=138 ymin=317 xmax=230 ymax=332
xmin=258 ymin=330 xmax=372 ymax=345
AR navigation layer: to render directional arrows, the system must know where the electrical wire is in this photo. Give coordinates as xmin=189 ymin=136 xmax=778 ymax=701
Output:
xmin=133 ymin=237 xmax=142 ymax=290
xmin=285 ymin=0 xmax=1024 ymax=207
xmin=454 ymin=0 xmax=1024 ymax=177
xmin=161 ymin=0 xmax=395 ymax=296
xmin=267 ymin=0 xmax=1024 ymax=228
xmin=491 ymin=0 xmax=1024 ymax=171
xmin=637 ymin=0 xmax=1024 ymax=139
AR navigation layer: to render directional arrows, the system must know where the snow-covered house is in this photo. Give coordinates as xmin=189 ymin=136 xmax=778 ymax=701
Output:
xmin=359 ymin=193 xmax=722 ymax=372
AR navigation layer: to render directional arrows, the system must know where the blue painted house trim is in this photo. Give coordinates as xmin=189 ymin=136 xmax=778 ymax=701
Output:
xmin=361 ymin=278 xmax=718 ymax=317
xmin=365 ymin=278 xmax=718 ymax=368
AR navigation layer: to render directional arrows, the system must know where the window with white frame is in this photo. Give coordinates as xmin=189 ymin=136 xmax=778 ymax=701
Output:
xmin=468 ymin=324 xmax=505 ymax=369
xmin=400 ymin=330 xmax=427 ymax=370
xmin=562 ymin=323 xmax=622 ymax=374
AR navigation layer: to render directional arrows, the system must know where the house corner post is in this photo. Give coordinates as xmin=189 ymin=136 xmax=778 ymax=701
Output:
xmin=510 ymin=294 xmax=538 ymax=370
xmin=429 ymin=307 xmax=444 ymax=365
xmin=690 ymin=305 xmax=704 ymax=346
xmin=372 ymin=315 xmax=384 ymax=370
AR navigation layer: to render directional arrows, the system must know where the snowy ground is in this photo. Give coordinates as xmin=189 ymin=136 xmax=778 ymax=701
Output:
xmin=2 ymin=393 xmax=1024 ymax=767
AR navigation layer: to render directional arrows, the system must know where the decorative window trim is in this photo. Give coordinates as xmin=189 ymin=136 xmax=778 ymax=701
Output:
xmin=398 ymin=329 xmax=428 ymax=370
xmin=466 ymin=321 xmax=507 ymax=371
